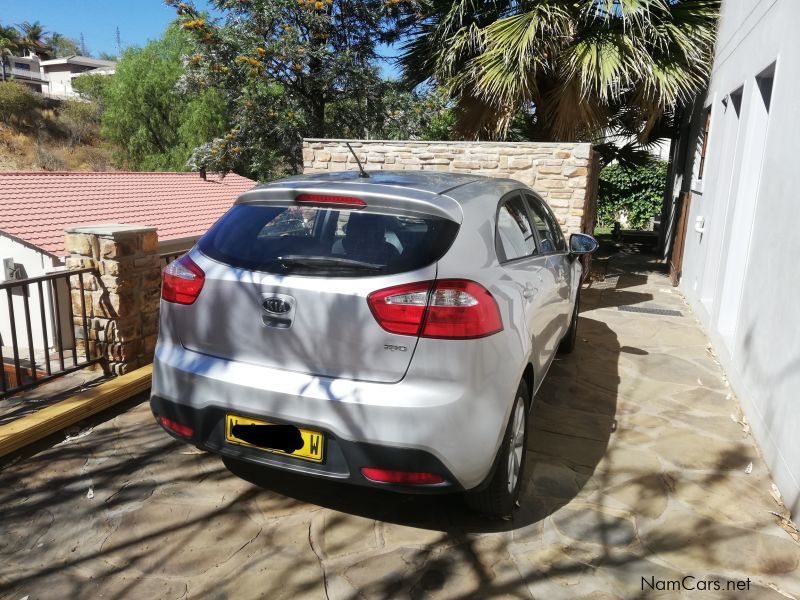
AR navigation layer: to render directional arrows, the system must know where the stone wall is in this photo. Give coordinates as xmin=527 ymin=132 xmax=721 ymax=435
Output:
xmin=303 ymin=139 xmax=598 ymax=235
xmin=65 ymin=224 xmax=162 ymax=375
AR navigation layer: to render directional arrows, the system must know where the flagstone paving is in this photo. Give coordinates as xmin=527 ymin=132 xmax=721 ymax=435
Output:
xmin=1 ymin=243 xmax=798 ymax=599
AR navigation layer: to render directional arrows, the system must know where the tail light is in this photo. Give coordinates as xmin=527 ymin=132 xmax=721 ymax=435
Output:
xmin=162 ymin=255 xmax=205 ymax=305
xmin=367 ymin=279 xmax=503 ymax=339
xmin=361 ymin=468 xmax=444 ymax=485
xmin=295 ymin=193 xmax=366 ymax=207
xmin=158 ymin=415 xmax=194 ymax=438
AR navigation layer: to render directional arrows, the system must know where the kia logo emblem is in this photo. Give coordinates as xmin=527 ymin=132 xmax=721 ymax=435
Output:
xmin=263 ymin=297 xmax=292 ymax=314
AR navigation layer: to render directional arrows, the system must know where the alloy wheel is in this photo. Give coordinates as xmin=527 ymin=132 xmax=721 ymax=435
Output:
xmin=506 ymin=397 xmax=526 ymax=494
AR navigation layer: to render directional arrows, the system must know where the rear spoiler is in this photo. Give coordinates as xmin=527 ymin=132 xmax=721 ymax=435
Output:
xmin=235 ymin=181 xmax=463 ymax=223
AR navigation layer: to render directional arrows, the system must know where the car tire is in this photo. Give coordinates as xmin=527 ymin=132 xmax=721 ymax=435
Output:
xmin=557 ymin=288 xmax=580 ymax=354
xmin=465 ymin=379 xmax=529 ymax=519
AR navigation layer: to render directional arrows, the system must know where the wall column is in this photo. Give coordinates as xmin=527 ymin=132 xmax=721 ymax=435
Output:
xmin=64 ymin=224 xmax=161 ymax=375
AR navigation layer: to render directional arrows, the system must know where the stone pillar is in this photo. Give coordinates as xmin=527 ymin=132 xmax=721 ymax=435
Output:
xmin=64 ymin=224 xmax=161 ymax=375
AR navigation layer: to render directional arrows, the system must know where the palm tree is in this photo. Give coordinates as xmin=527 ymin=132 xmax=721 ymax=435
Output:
xmin=16 ymin=20 xmax=51 ymax=57
xmin=0 ymin=25 xmax=20 ymax=82
xmin=399 ymin=0 xmax=719 ymax=161
xmin=45 ymin=32 xmax=79 ymax=58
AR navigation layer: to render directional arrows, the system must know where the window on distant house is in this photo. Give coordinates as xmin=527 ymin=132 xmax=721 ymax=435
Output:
xmin=13 ymin=63 xmax=31 ymax=71
xmin=697 ymin=107 xmax=712 ymax=179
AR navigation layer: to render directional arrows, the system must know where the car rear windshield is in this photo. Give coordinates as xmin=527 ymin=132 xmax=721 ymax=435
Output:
xmin=197 ymin=204 xmax=460 ymax=277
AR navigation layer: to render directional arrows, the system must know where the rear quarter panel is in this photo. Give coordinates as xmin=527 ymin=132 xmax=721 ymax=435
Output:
xmin=423 ymin=180 xmax=534 ymax=465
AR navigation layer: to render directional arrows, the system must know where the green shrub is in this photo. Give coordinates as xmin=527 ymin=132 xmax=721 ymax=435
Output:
xmin=100 ymin=27 xmax=229 ymax=171
xmin=0 ymin=81 xmax=44 ymax=127
xmin=72 ymin=74 xmax=112 ymax=107
xmin=597 ymin=160 xmax=667 ymax=229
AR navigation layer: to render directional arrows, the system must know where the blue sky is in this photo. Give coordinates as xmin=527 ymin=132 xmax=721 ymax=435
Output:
xmin=0 ymin=0 xmax=217 ymax=57
xmin=1 ymin=0 xmax=399 ymax=76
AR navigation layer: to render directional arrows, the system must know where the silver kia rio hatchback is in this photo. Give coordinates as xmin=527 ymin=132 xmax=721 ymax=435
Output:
xmin=150 ymin=170 xmax=598 ymax=517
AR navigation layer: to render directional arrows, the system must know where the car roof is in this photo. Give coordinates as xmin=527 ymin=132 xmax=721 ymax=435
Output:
xmin=237 ymin=170 xmax=529 ymax=223
xmin=249 ymin=170 xmax=484 ymax=196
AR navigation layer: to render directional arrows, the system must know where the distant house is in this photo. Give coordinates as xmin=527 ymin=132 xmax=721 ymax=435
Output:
xmin=39 ymin=55 xmax=117 ymax=98
xmin=1 ymin=53 xmax=49 ymax=92
xmin=0 ymin=52 xmax=116 ymax=98
xmin=0 ymin=171 xmax=255 ymax=353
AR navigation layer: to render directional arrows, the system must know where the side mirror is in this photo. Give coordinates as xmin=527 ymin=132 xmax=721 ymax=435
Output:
xmin=569 ymin=233 xmax=599 ymax=255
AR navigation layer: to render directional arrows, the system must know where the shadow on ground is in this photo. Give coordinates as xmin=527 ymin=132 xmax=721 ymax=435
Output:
xmin=222 ymin=312 xmax=625 ymax=537
xmin=1 ymin=243 xmax=798 ymax=599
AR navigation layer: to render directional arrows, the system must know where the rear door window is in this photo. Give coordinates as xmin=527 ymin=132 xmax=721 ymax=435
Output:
xmin=198 ymin=204 xmax=459 ymax=277
xmin=496 ymin=195 xmax=537 ymax=262
xmin=525 ymin=193 xmax=565 ymax=253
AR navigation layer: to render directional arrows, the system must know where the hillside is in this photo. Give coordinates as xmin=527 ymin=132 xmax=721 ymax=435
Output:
xmin=0 ymin=122 xmax=114 ymax=172
xmin=0 ymin=83 xmax=114 ymax=172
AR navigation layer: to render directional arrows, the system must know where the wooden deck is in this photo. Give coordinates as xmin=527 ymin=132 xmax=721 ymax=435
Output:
xmin=0 ymin=364 xmax=152 ymax=457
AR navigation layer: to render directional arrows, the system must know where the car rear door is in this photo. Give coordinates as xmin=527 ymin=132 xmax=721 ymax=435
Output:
xmin=172 ymin=198 xmax=461 ymax=384
xmin=524 ymin=192 xmax=573 ymax=350
xmin=494 ymin=192 xmax=553 ymax=376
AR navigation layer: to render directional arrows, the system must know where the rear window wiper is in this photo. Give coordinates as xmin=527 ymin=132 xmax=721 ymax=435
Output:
xmin=276 ymin=255 xmax=384 ymax=272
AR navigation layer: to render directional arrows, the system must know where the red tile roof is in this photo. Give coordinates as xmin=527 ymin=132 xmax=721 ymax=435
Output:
xmin=0 ymin=171 xmax=255 ymax=258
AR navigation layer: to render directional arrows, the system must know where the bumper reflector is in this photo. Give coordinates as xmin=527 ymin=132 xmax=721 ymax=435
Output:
xmin=361 ymin=468 xmax=444 ymax=485
xmin=158 ymin=416 xmax=194 ymax=438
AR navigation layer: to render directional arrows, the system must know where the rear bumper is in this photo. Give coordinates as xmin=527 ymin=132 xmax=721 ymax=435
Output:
xmin=150 ymin=395 xmax=462 ymax=494
xmin=150 ymin=340 xmax=516 ymax=491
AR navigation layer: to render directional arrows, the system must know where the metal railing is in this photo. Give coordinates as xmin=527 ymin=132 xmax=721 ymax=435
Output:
xmin=0 ymin=268 xmax=105 ymax=398
xmin=160 ymin=250 xmax=185 ymax=268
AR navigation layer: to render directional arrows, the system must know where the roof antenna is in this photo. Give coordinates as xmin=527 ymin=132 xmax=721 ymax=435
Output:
xmin=346 ymin=142 xmax=369 ymax=178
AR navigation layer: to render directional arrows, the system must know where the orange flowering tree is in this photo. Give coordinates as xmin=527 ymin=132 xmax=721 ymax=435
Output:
xmin=168 ymin=0 xmax=441 ymax=179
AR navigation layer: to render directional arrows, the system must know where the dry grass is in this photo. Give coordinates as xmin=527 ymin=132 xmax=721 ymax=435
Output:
xmin=0 ymin=125 xmax=35 ymax=170
xmin=0 ymin=123 xmax=114 ymax=172
xmin=0 ymin=83 xmax=114 ymax=171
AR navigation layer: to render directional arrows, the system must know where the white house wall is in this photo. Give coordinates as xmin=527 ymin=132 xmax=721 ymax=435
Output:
xmin=0 ymin=230 xmax=197 ymax=374
xmin=0 ymin=235 xmax=66 ymax=361
xmin=678 ymin=0 xmax=800 ymax=515
xmin=41 ymin=64 xmax=85 ymax=99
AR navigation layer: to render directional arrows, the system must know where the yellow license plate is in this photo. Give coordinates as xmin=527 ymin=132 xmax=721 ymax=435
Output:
xmin=225 ymin=415 xmax=324 ymax=463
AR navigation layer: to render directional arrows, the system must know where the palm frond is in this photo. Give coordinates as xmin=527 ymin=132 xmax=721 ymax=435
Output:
xmin=399 ymin=0 xmax=720 ymax=142
xmin=467 ymin=5 xmax=570 ymax=105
